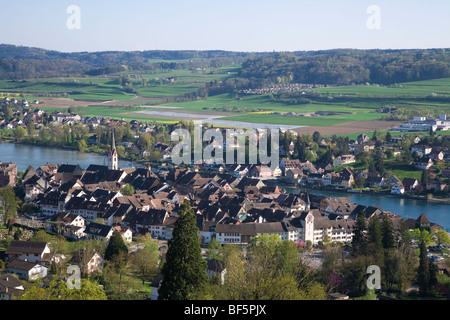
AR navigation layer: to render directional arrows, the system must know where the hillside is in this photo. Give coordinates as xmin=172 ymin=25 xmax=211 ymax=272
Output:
xmin=0 ymin=44 xmax=262 ymax=80
xmin=239 ymin=49 xmax=450 ymax=86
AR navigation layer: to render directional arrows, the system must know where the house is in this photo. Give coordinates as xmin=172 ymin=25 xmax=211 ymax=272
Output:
xmin=0 ymin=274 xmax=24 ymax=300
xmin=250 ymin=165 xmax=273 ymax=178
xmin=333 ymin=155 xmax=355 ymax=168
xmin=83 ymin=223 xmax=115 ymax=241
xmin=402 ymin=178 xmax=419 ymax=191
xmin=5 ymin=241 xmax=51 ymax=265
xmin=70 ymin=250 xmax=104 ymax=275
xmin=279 ymin=158 xmax=302 ymax=174
xmin=286 ymin=168 xmax=305 ymax=184
xmin=366 ymin=174 xmax=384 ymax=187
xmin=391 ymin=182 xmax=405 ymax=195
xmin=411 ymin=144 xmax=432 ymax=156
xmin=414 ymin=156 xmax=433 ymax=170
xmin=49 ymin=212 xmax=86 ymax=239
xmin=114 ymin=226 xmax=133 ymax=243
xmin=307 ymin=173 xmax=324 ymax=185
xmin=215 ymin=222 xmax=299 ymax=245
xmin=384 ymin=175 xmax=402 ymax=187
xmin=357 ymin=134 xmax=369 ymax=144
xmin=206 ymin=259 xmax=227 ymax=285
xmin=348 ymin=205 xmax=382 ymax=220
xmin=6 ymin=260 xmax=48 ymax=281
xmin=429 ymin=150 xmax=444 ymax=161
xmin=426 ymin=180 xmax=447 ymax=191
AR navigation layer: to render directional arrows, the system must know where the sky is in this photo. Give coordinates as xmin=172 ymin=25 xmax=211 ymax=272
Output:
xmin=1 ymin=0 xmax=449 ymax=53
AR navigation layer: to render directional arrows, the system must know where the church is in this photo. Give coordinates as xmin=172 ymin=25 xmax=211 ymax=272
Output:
xmin=108 ymin=129 xmax=119 ymax=170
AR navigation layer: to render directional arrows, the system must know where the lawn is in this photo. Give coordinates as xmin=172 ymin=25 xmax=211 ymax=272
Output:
xmin=384 ymin=163 xmax=423 ymax=181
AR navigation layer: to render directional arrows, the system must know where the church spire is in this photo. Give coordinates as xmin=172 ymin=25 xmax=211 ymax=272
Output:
xmin=111 ymin=128 xmax=116 ymax=152
xmin=108 ymin=127 xmax=118 ymax=170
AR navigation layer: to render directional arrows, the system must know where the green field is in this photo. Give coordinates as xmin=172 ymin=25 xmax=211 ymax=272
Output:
xmin=2 ymin=67 xmax=450 ymax=134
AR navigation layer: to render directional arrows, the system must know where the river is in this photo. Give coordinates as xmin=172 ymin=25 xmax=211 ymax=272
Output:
xmin=0 ymin=142 xmax=139 ymax=172
xmin=1 ymin=142 xmax=448 ymax=231
xmin=285 ymin=187 xmax=450 ymax=232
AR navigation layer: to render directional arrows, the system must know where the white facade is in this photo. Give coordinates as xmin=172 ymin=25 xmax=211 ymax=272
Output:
xmin=391 ymin=183 xmax=405 ymax=194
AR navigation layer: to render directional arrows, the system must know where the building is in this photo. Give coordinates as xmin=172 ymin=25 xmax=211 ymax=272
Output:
xmin=84 ymin=222 xmax=115 ymax=241
xmin=6 ymin=260 xmax=48 ymax=281
xmin=391 ymin=182 xmax=405 ymax=195
xmin=0 ymin=274 xmax=24 ymax=300
xmin=206 ymin=259 xmax=227 ymax=285
xmin=5 ymin=241 xmax=51 ymax=265
xmin=333 ymin=155 xmax=355 ymax=167
xmin=108 ymin=129 xmax=119 ymax=170
xmin=70 ymin=250 xmax=104 ymax=275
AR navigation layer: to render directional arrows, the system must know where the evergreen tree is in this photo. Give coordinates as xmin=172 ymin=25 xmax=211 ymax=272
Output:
xmin=352 ymin=212 xmax=367 ymax=255
xmin=159 ymin=199 xmax=208 ymax=300
xmin=381 ymin=214 xmax=395 ymax=249
xmin=418 ymin=240 xmax=430 ymax=297
xmin=104 ymin=230 xmax=128 ymax=262
xmin=368 ymin=215 xmax=383 ymax=255
xmin=420 ymin=170 xmax=429 ymax=186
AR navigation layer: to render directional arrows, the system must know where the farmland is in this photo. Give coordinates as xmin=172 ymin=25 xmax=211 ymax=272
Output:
xmin=2 ymin=62 xmax=450 ymax=136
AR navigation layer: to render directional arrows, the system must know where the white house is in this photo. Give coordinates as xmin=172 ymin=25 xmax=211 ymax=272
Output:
xmin=206 ymin=259 xmax=227 ymax=285
xmin=391 ymin=182 xmax=405 ymax=195
xmin=333 ymin=155 xmax=355 ymax=167
xmin=6 ymin=260 xmax=48 ymax=281
xmin=70 ymin=250 xmax=104 ymax=275
xmin=114 ymin=226 xmax=133 ymax=243
xmin=5 ymin=241 xmax=51 ymax=265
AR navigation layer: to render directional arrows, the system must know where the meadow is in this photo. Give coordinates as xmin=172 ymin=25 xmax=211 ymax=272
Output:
xmin=2 ymin=65 xmax=450 ymax=136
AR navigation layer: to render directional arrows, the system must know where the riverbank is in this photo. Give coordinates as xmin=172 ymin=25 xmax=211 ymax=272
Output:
xmin=272 ymin=181 xmax=450 ymax=205
xmin=0 ymin=139 xmax=152 ymax=170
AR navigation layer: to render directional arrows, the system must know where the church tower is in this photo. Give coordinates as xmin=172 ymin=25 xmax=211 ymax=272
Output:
xmin=108 ymin=128 xmax=119 ymax=170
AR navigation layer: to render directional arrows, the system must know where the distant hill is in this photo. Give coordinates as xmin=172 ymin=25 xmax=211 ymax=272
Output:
xmin=1 ymin=44 xmax=450 ymax=87
xmin=0 ymin=44 xmax=263 ymax=80
xmin=238 ymin=49 xmax=450 ymax=86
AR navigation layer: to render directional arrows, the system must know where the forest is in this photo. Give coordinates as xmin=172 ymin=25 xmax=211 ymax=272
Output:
xmin=0 ymin=44 xmax=261 ymax=80
xmin=238 ymin=49 xmax=450 ymax=86
xmin=2 ymin=45 xmax=450 ymax=88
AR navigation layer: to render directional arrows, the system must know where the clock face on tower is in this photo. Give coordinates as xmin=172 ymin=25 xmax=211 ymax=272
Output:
xmin=307 ymin=215 xmax=312 ymax=222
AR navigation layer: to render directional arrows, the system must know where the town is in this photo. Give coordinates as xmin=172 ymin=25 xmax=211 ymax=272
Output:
xmin=0 ymin=104 xmax=449 ymax=300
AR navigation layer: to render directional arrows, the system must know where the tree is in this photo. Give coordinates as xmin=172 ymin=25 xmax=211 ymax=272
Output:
xmin=14 ymin=126 xmax=26 ymax=142
xmin=0 ymin=187 xmax=18 ymax=224
xmin=373 ymin=149 xmax=385 ymax=173
xmin=27 ymin=120 xmax=35 ymax=137
xmin=104 ymin=230 xmax=128 ymax=262
xmin=420 ymin=170 xmax=430 ymax=186
xmin=159 ymin=199 xmax=208 ymax=300
xmin=206 ymin=238 xmax=222 ymax=260
xmin=102 ymin=251 xmax=135 ymax=299
xmin=132 ymin=247 xmax=158 ymax=285
xmin=121 ymin=183 xmax=135 ymax=196
xmin=312 ymin=131 xmax=321 ymax=143
xmin=2 ymin=104 xmax=12 ymax=121
xmin=367 ymin=215 xmax=383 ymax=256
xmin=352 ymin=212 xmax=368 ymax=255
xmin=381 ymin=214 xmax=395 ymax=249
xmin=77 ymin=139 xmax=87 ymax=151
xmin=212 ymin=244 xmax=246 ymax=300
xmin=418 ymin=239 xmax=430 ymax=297
xmin=432 ymin=229 xmax=450 ymax=246
xmin=20 ymin=278 xmax=107 ymax=300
